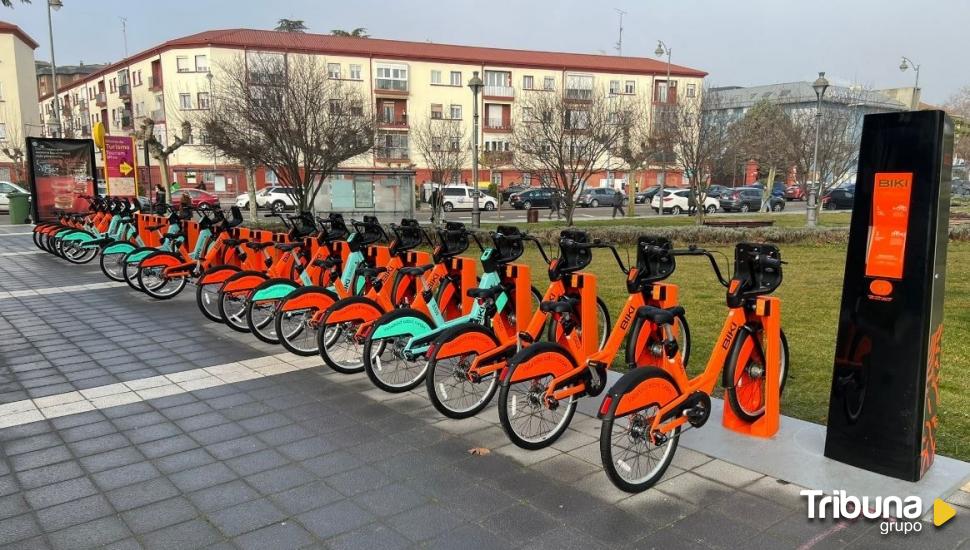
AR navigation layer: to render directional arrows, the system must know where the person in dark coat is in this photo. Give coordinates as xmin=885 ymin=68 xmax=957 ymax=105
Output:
xmin=612 ymin=189 xmax=625 ymax=218
xmin=153 ymin=184 xmax=166 ymax=214
xmin=548 ymin=190 xmax=562 ymax=220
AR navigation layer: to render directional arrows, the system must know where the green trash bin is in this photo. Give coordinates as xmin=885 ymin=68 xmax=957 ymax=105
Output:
xmin=6 ymin=191 xmax=31 ymax=225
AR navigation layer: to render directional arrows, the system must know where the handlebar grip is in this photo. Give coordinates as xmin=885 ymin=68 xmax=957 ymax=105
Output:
xmin=759 ymin=255 xmax=782 ymax=268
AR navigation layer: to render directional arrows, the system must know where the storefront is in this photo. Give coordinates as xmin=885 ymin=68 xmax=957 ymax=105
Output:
xmin=313 ymin=169 xmax=415 ymax=219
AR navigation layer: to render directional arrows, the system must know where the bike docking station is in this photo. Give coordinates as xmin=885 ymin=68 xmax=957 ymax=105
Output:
xmin=576 ymin=110 xmax=970 ymax=508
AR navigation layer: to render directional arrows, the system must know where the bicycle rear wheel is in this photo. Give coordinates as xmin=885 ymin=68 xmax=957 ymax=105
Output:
xmin=276 ymin=287 xmax=339 ymax=356
xmin=426 ymin=325 xmax=500 ymax=419
xmin=498 ymin=343 xmax=578 ymax=450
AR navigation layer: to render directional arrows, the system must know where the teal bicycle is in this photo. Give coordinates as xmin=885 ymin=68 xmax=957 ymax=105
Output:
xmin=361 ymin=224 xmax=540 ymax=393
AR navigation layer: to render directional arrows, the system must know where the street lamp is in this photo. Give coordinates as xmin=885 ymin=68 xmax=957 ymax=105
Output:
xmin=46 ymin=0 xmax=64 ymax=137
xmin=468 ymin=71 xmax=484 ymax=228
xmin=899 ymin=56 xmax=921 ymax=110
xmin=806 ymin=71 xmax=829 ymax=227
xmin=654 ymin=40 xmax=672 ymax=216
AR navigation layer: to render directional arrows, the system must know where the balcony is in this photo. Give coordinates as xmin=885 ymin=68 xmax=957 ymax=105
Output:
xmin=95 ymin=92 xmax=107 ymax=107
xmin=374 ymin=146 xmax=409 ymax=160
xmin=378 ymin=113 xmax=408 ymax=129
xmin=484 ymin=118 xmax=511 ymax=132
xmin=150 ymin=108 xmax=165 ymax=122
xmin=148 ymin=75 xmax=163 ymax=91
xmin=119 ymin=83 xmax=131 ymax=98
xmin=565 ymin=88 xmax=593 ymax=102
xmin=483 ymin=85 xmax=514 ymax=100
xmin=483 ymin=151 xmax=513 ymax=166
xmin=121 ymin=111 xmax=133 ymax=130
xmin=374 ymin=78 xmax=409 ymax=95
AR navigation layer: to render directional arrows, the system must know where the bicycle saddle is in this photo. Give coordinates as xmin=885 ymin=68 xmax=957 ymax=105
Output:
xmin=635 ymin=305 xmax=685 ymax=325
xmin=244 ymin=242 xmax=275 ymax=250
xmin=274 ymin=242 xmax=303 ymax=252
xmin=398 ymin=264 xmax=434 ymax=277
xmin=467 ymin=285 xmax=505 ymax=301
xmin=540 ymin=296 xmax=579 ymax=314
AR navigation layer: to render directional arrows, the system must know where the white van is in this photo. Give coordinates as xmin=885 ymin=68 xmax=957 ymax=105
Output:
xmin=437 ymin=185 xmax=498 ymax=212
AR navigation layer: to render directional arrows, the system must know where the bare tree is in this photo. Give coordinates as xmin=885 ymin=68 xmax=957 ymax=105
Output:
xmin=0 ymin=112 xmax=27 ymax=184
xmin=2 ymin=0 xmax=30 ymax=7
xmin=199 ymin=54 xmax=375 ymax=213
xmin=411 ymin=117 xmax=467 ymax=224
xmin=612 ymin=97 xmax=659 ymax=217
xmin=511 ymin=90 xmax=631 ymax=225
xmin=275 ymin=19 xmax=308 ymax=32
xmin=944 ymin=85 xmax=970 ymax=173
xmin=666 ymin=89 xmax=732 ymax=224
xmin=137 ymin=118 xmax=192 ymax=203
xmin=733 ymin=100 xmax=793 ymax=210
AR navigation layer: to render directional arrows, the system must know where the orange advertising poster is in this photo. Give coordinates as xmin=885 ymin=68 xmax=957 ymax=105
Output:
xmin=865 ymin=172 xmax=913 ymax=280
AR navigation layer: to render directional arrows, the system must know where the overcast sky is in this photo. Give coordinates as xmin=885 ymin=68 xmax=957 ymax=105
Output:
xmin=3 ymin=0 xmax=966 ymax=103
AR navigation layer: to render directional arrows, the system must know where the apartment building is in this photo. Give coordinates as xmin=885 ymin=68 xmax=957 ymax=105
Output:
xmin=37 ymin=28 xmax=706 ymax=207
xmin=0 ymin=22 xmax=41 ymax=184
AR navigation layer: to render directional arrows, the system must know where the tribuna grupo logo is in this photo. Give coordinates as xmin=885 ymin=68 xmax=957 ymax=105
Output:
xmin=801 ymin=490 xmax=956 ymax=535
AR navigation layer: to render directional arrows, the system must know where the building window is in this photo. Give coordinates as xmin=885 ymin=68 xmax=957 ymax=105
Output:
xmin=450 ymin=71 xmax=462 ymax=86
xmin=0 ymin=123 xmax=6 ymax=141
xmin=375 ymin=64 xmax=408 ymax=91
xmin=195 ymin=55 xmax=208 ymax=72
xmin=431 ymin=70 xmax=442 ymax=85
xmin=110 ymin=78 xmax=117 ymax=93
xmin=523 ymin=173 xmax=531 ymax=186
xmin=686 ymin=83 xmax=696 ymax=98
xmin=609 ymin=80 xmax=620 ymax=94
xmin=431 ymin=104 xmax=443 ymax=119
xmin=197 ymin=92 xmax=210 ymax=109
xmin=523 ymin=75 xmax=534 ymax=90
xmin=625 ymin=80 xmax=635 ymax=94
xmin=331 ymin=99 xmax=343 ymax=115
xmin=177 ymin=56 xmax=190 ymax=73
xmin=179 ymin=93 xmax=192 ymax=110
xmin=349 ymin=64 xmax=361 ymax=80
xmin=450 ymin=104 xmax=462 ymax=120
xmin=543 ymin=76 xmax=555 ymax=91
xmin=327 ymin=63 xmax=341 ymax=79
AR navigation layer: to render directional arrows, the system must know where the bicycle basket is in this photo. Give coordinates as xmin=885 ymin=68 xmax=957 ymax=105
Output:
xmin=323 ymin=213 xmax=349 ymax=242
xmin=632 ymin=236 xmax=676 ymax=286
xmin=551 ymin=229 xmax=592 ymax=278
xmin=226 ymin=206 xmax=244 ymax=228
xmin=434 ymin=221 xmax=470 ymax=261
xmin=354 ymin=215 xmax=385 ymax=246
xmin=289 ymin=212 xmax=317 ymax=239
xmin=729 ymin=242 xmax=783 ymax=305
xmin=390 ymin=218 xmax=423 ymax=254
xmin=491 ymin=225 xmax=524 ymax=264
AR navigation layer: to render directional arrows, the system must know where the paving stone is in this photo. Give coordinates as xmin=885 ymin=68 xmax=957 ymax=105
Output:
xmin=24 ymin=475 xmax=98 ymax=509
xmin=155 ymin=448 xmax=216 ymax=475
xmin=139 ymin=434 xmax=199 ymax=460
xmin=225 ymin=448 xmax=290 ymax=477
xmin=426 ymin=523 xmax=510 ymax=550
xmin=120 ymin=496 xmax=199 ymax=534
xmin=140 ymin=518 xmax=223 ymax=550
xmin=385 ymin=502 xmax=465 ymax=542
xmin=654 ymin=471 xmax=736 ymax=508
xmin=0 ymin=493 xmax=30 ymax=519
xmin=530 ymin=453 xmax=601 ymax=484
xmin=169 ymin=461 xmax=238 ymax=493
xmin=324 ymin=522 xmax=411 ymax=550
xmin=326 ymin=465 xmax=392 ymax=497
xmin=297 ymin=499 xmax=376 ymax=540
xmin=481 ymin=503 xmax=560 ymax=543
xmin=245 ymin=464 xmax=316 ymax=495
xmin=616 ymin=485 xmax=700 ymax=528
xmin=47 ymin=515 xmax=131 ymax=550
xmin=16 ymin=460 xmax=85 ymax=490
xmin=35 ymin=494 xmax=114 ymax=532
xmin=693 ymin=459 xmax=764 ymax=488
xmin=0 ymin=513 xmax=41 ymax=546
xmin=92 ymin=461 xmax=161 ymax=491
xmin=269 ymin=481 xmax=344 ymax=516
xmin=79 ymin=446 xmax=145 ymax=473
xmin=106 ymin=477 xmax=181 ymax=512
xmin=187 ymin=480 xmax=261 ymax=513
xmin=206 ymin=497 xmax=288 ymax=537
xmin=9 ymin=445 xmax=72 ymax=471
xmin=3 ymin=432 xmax=62 ymax=456
xmin=232 ymin=520 xmax=315 ymax=550
xmin=205 ymin=435 xmax=266 ymax=461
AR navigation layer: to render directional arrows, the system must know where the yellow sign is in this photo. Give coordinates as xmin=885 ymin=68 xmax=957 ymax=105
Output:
xmin=119 ymin=161 xmax=133 ymax=176
xmin=92 ymin=122 xmax=106 ymax=149
xmin=934 ymin=498 xmax=956 ymax=527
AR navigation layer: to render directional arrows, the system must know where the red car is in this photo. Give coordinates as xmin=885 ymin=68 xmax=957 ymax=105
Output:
xmin=784 ymin=185 xmax=805 ymax=201
xmin=177 ymin=188 xmax=221 ymax=209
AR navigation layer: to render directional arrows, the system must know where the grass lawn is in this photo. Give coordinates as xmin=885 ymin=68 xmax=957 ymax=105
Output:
xmin=512 ymin=240 xmax=970 ymax=461
xmin=483 ymin=209 xmax=854 ymax=229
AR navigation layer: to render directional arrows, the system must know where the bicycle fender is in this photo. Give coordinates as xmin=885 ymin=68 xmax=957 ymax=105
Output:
xmin=140 ymin=251 xmax=183 ymax=269
xmin=429 ymin=325 xmax=498 ymax=361
xmin=125 ymin=249 xmax=156 ymax=264
xmin=324 ymin=297 xmax=383 ymax=325
xmin=279 ymin=286 xmax=337 ymax=313
xmin=198 ymin=265 xmax=241 ymax=286
xmin=251 ymin=279 xmax=300 ymax=303
xmin=221 ymin=272 xmax=268 ymax=294
xmin=600 ymin=367 xmax=681 ymax=419
xmin=506 ymin=342 xmax=576 ymax=384
xmin=103 ymin=242 xmax=136 ymax=256
xmin=371 ymin=313 xmax=432 ymax=341
xmin=62 ymin=231 xmax=96 ymax=244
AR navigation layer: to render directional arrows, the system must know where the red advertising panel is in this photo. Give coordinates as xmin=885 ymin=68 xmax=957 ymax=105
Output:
xmin=865 ymin=172 xmax=914 ymax=280
xmin=104 ymin=135 xmax=138 ymax=196
xmin=26 ymin=138 xmax=98 ymax=223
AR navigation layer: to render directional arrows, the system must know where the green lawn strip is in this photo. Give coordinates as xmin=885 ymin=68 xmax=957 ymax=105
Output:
xmin=514 ymin=241 xmax=970 ymax=461
xmin=482 ymin=210 xmax=853 ymax=229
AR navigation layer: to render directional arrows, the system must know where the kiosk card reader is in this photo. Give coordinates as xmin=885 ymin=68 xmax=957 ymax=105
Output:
xmin=824 ymin=110 xmax=952 ymax=481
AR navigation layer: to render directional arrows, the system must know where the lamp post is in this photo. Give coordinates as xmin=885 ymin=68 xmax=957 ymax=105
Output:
xmin=46 ymin=0 xmax=64 ymax=137
xmin=899 ymin=56 xmax=921 ymax=110
xmin=468 ymin=71 xmax=484 ymax=228
xmin=806 ymin=71 xmax=829 ymax=228
xmin=654 ymin=40 xmax=672 ymax=216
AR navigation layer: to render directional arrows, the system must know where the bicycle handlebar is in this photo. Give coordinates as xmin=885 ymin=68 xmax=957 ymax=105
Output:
xmin=559 ymin=238 xmax=629 ymax=274
xmin=669 ymin=245 xmax=731 ymax=288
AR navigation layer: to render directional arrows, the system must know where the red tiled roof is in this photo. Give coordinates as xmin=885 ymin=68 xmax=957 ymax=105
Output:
xmin=0 ymin=21 xmax=39 ymax=50
xmin=39 ymin=28 xmax=706 ymax=100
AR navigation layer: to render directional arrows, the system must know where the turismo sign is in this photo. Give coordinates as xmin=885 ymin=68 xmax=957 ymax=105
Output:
xmin=103 ymin=135 xmax=138 ymax=196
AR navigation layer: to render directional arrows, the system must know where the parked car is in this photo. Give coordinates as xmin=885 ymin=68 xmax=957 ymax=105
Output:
xmin=577 ymin=187 xmax=628 ymax=208
xmin=822 ymin=185 xmax=856 ymax=210
xmin=784 ymin=185 xmax=806 ymax=201
xmin=440 ymin=185 xmax=498 ymax=212
xmin=719 ymin=187 xmax=786 ymax=213
xmin=650 ymin=189 xmax=720 ymax=214
xmin=509 ymin=187 xmax=558 ymax=209
xmin=706 ymin=185 xmax=731 ymax=199
xmin=501 ymin=184 xmax=531 ymax=203
xmin=634 ymin=185 xmax=661 ymax=204
xmin=176 ymin=188 xmax=221 ymax=209
xmin=235 ymin=186 xmax=295 ymax=213
xmin=0 ymin=181 xmax=28 ymax=212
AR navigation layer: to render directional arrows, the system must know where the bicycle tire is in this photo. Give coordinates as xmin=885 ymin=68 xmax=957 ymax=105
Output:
xmin=498 ymin=342 xmax=578 ymax=450
xmin=318 ymin=296 xmax=385 ymax=374
xmin=425 ymin=324 xmax=500 ymax=419
xmin=625 ymin=311 xmax=691 ymax=368
xmin=723 ymin=327 xmax=790 ymax=422
xmin=276 ymin=286 xmax=340 ymax=356
xmin=363 ymin=309 xmax=435 ymax=393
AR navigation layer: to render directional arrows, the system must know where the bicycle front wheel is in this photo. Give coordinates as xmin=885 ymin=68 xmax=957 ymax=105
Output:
xmin=498 ymin=343 xmax=578 ymax=450
xmin=363 ymin=309 xmax=434 ymax=393
xmin=276 ymin=287 xmax=339 ymax=356
xmin=318 ymin=297 xmax=385 ymax=374
xmin=426 ymin=325 xmax=500 ymax=419
xmin=723 ymin=327 xmax=790 ymax=422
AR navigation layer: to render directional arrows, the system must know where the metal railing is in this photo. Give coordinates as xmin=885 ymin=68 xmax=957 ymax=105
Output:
xmin=119 ymin=84 xmax=131 ymax=98
xmin=375 ymin=78 xmax=408 ymax=92
xmin=375 ymin=146 xmax=409 ymax=159
xmin=565 ymin=88 xmax=593 ymax=101
xmin=378 ymin=113 xmax=408 ymax=127
xmin=484 ymin=85 xmax=514 ymax=98
xmin=95 ymin=92 xmax=107 ymax=105
xmin=484 ymin=117 xmax=510 ymax=130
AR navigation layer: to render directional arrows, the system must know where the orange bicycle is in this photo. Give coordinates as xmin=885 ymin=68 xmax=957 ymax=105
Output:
xmin=597 ymin=243 xmax=789 ymax=492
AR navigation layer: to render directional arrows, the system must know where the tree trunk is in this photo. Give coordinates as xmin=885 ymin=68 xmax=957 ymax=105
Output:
xmin=157 ymin=156 xmax=172 ymax=204
xmin=626 ymin=170 xmax=636 ymax=218
xmin=245 ymin=164 xmax=258 ymax=224
xmin=761 ymin=166 xmax=777 ymax=211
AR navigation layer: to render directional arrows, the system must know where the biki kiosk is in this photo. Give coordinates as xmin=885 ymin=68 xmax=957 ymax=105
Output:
xmin=824 ymin=110 xmax=952 ymax=481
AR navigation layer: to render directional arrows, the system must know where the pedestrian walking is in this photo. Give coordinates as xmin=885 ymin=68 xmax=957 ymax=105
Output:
xmin=612 ymin=189 xmax=625 ymax=218
xmin=548 ymin=190 xmax=562 ymax=220
xmin=688 ymin=192 xmax=697 ymax=216
xmin=430 ymin=188 xmax=440 ymax=223
xmin=153 ymin=183 xmax=166 ymax=214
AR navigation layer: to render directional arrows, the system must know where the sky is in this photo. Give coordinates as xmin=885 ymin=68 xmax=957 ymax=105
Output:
xmin=2 ymin=0 xmax=966 ymax=104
